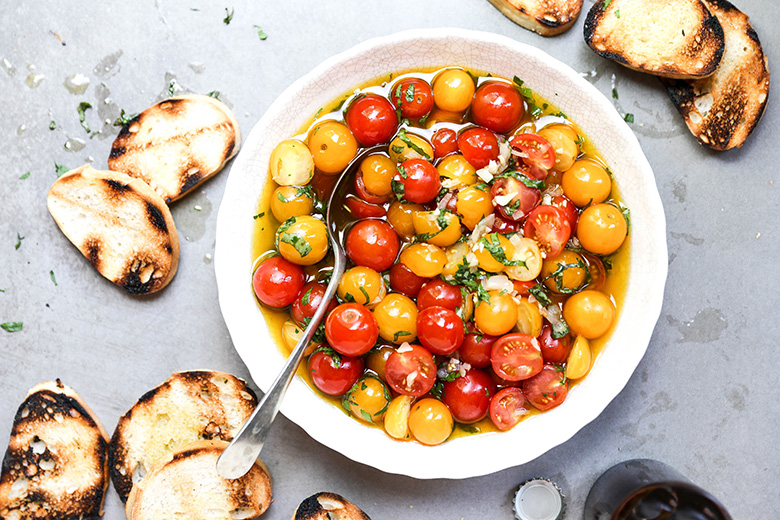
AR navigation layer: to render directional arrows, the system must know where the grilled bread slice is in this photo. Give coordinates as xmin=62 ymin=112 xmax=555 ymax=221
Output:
xmin=47 ymin=164 xmax=179 ymax=295
xmin=125 ymin=440 xmax=272 ymax=520
xmin=292 ymin=492 xmax=371 ymax=520
xmin=584 ymin=0 xmax=725 ymax=79
xmin=662 ymin=0 xmax=770 ymax=150
xmin=487 ymin=0 xmax=583 ymax=36
xmin=109 ymin=370 xmax=257 ymax=503
xmin=108 ymin=94 xmax=241 ymax=203
xmin=0 ymin=380 xmax=109 ymax=520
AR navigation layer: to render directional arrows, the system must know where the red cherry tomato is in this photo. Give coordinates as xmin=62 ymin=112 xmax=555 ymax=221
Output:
xmin=459 ymin=332 xmax=497 ymax=369
xmin=442 ymin=369 xmax=496 ymax=423
xmin=390 ymin=78 xmax=434 ymax=119
xmin=324 ymin=303 xmax=379 ymax=357
xmin=394 ymin=159 xmax=442 ymax=204
xmin=471 ymin=82 xmax=524 ymax=134
xmin=457 ymin=127 xmax=499 ymax=169
xmin=538 ymin=324 xmax=572 ymax=364
xmin=510 ymin=133 xmax=556 ymax=171
xmin=523 ymin=205 xmax=572 ymax=258
xmin=385 ymin=344 xmax=437 ymax=396
xmin=345 ymin=219 xmax=400 ymax=272
xmin=490 ymin=213 xmax=521 ymax=234
xmin=291 ymin=281 xmax=338 ymax=325
xmin=491 ymin=177 xmax=541 ymax=221
xmin=431 ymin=128 xmax=459 ymax=159
xmin=522 ymin=364 xmax=568 ymax=411
xmin=417 ymin=306 xmax=465 ymax=356
xmin=345 ymin=94 xmax=398 ymax=146
xmin=308 ymin=348 xmax=364 ymax=396
xmin=489 ymin=387 xmax=531 ymax=431
xmin=345 ymin=195 xmax=387 ymax=219
xmin=490 ymin=333 xmax=543 ymax=382
xmin=252 ymin=256 xmax=305 ymax=308
xmin=388 ymin=263 xmax=428 ymax=298
xmin=416 ymin=279 xmax=463 ymax=311
xmin=550 ymin=194 xmax=579 ymax=231
xmin=512 ymin=280 xmax=536 ymax=296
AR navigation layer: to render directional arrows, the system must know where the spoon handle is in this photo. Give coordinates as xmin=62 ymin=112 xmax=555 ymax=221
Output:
xmin=216 ymin=250 xmax=346 ymax=479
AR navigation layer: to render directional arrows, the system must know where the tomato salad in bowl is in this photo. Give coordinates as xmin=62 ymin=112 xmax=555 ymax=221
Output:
xmin=250 ymin=65 xmax=630 ymax=446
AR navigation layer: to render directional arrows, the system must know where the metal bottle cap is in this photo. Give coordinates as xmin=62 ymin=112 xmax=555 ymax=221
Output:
xmin=513 ymin=478 xmax=565 ymax=520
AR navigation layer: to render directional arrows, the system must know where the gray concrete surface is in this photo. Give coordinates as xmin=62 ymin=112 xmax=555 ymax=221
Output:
xmin=1 ymin=1 xmax=778 ymax=518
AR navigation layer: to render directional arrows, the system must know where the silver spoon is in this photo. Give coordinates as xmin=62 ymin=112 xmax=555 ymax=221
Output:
xmin=216 ymin=145 xmax=385 ymax=479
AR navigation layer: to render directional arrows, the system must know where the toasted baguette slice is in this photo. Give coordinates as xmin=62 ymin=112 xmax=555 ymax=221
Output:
xmin=109 ymin=370 xmax=257 ymax=502
xmin=0 ymin=380 xmax=109 ymax=520
xmin=108 ymin=94 xmax=241 ymax=203
xmin=292 ymin=492 xmax=371 ymax=520
xmin=47 ymin=164 xmax=179 ymax=295
xmin=662 ymin=0 xmax=770 ymax=150
xmin=126 ymin=440 xmax=271 ymax=520
xmin=584 ymin=0 xmax=725 ymax=79
xmin=488 ymin=0 xmax=583 ymax=36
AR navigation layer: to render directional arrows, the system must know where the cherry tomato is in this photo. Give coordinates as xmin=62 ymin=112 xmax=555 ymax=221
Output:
xmin=442 ymin=369 xmax=496 ymax=424
xmin=456 ymin=185 xmax=494 ymax=230
xmin=563 ymin=290 xmax=615 ymax=339
xmin=474 ymin=290 xmax=518 ymax=336
xmin=538 ymin=324 xmax=572 ymax=364
xmin=471 ymin=82 xmax=524 ymax=134
xmin=345 ymin=374 xmax=390 ymax=423
xmin=345 ymin=94 xmax=398 ymax=146
xmin=513 ymin=280 xmax=536 ymax=295
xmin=338 ymin=266 xmax=386 ymax=307
xmin=561 ymin=159 xmax=612 ymax=207
xmin=540 ymin=250 xmax=588 ymax=294
xmin=291 ymin=281 xmax=337 ymax=325
xmin=385 ymin=344 xmax=436 ymax=397
xmin=357 ymin=154 xmax=395 ymax=200
xmin=457 ymin=127 xmax=499 ymax=169
xmin=390 ymin=78 xmax=434 ymax=119
xmin=345 ymin=219 xmax=400 ymax=272
xmin=510 ymin=133 xmax=556 ymax=172
xmin=308 ymin=348 xmax=364 ymax=396
xmin=308 ymin=121 xmax=357 ymax=174
xmin=365 ymin=344 xmax=395 ymax=382
xmin=417 ymin=306 xmax=465 ymax=355
xmin=576 ymin=203 xmax=628 ymax=255
xmin=490 ymin=333 xmax=543 ymax=381
xmin=270 ymin=185 xmax=315 ymax=223
xmin=523 ymin=205 xmax=572 ymax=258
xmin=373 ymin=293 xmax=417 ymax=344
xmin=398 ymin=243 xmax=447 ymax=278
xmin=388 ymin=263 xmax=428 ymax=298
xmin=432 ymin=69 xmax=475 ymax=112
xmin=538 ymin=124 xmax=580 ymax=172
xmin=355 ymin=171 xmax=389 ymax=204
xmin=416 ymin=279 xmax=464 ymax=311
xmin=408 ymin=398 xmax=453 ymax=445
xmin=276 ymin=215 xmax=329 ymax=266
xmin=550 ymin=194 xmax=579 ymax=231
xmin=394 ymin=159 xmax=442 ymax=204
xmin=324 ymin=303 xmax=378 ymax=357
xmin=522 ymin=364 xmax=568 ymax=411
xmin=431 ymin=128 xmax=459 ymax=159
xmin=459 ymin=332 xmax=498 ymax=369
xmin=252 ymin=256 xmax=305 ymax=308
xmin=491 ymin=177 xmax=541 ymax=221
xmin=489 ymin=387 xmax=530 ymax=431
xmin=344 ymin=195 xmax=386 ymax=219
xmin=491 ymin=213 xmax=521 ymax=234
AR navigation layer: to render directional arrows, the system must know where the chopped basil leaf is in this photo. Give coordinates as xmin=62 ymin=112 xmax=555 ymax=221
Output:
xmin=430 ymin=380 xmax=444 ymax=399
xmin=612 ymin=87 xmax=619 ymax=99
xmin=15 ymin=233 xmax=24 ymax=250
xmin=624 ymin=113 xmax=634 ymax=123
xmin=280 ymin=233 xmax=312 ymax=257
xmin=602 ymin=0 xmax=612 ymax=9
xmin=77 ymin=102 xmax=92 ymax=133
xmin=404 ymin=83 xmax=415 ymax=103
xmin=541 ymin=257 xmax=590 ymax=294
xmin=20 ymin=172 xmax=30 ymax=180
xmin=55 ymin=162 xmax=69 ymax=176
xmin=50 ymin=270 xmax=57 ymax=286
xmin=113 ymin=109 xmax=138 ymax=127
xmin=295 ymin=185 xmax=315 ymax=198
xmin=206 ymin=90 xmax=221 ymax=100
xmin=359 ymin=286 xmax=370 ymax=304
xmin=555 ymin=111 xmax=568 ymax=119
xmin=277 ymin=192 xmax=289 ymax=203
xmin=615 ymin=9 xmax=620 ymax=18
xmin=253 ymin=24 xmax=268 ymax=40
xmin=49 ymin=121 xmax=56 ymax=130
xmin=342 ymin=292 xmax=356 ymax=303
xmin=168 ymin=80 xmax=177 ymax=97
xmin=391 ymin=179 xmax=405 ymax=201
xmin=393 ymin=330 xmax=411 ymax=342
xmin=253 ymin=212 xmax=265 ymax=219
xmin=391 ymin=144 xmax=405 ymax=155
xmin=223 ymin=7 xmax=234 ymax=24
xmin=397 ymin=128 xmax=431 ymax=160
xmin=619 ymin=202 xmax=631 ymax=234
xmin=300 ymin=286 xmax=313 ymax=306
xmin=1 ymin=322 xmax=23 ymax=333
xmin=528 ymin=283 xmax=551 ymax=306
xmin=512 ymin=76 xmax=534 ymax=99
xmin=481 ymin=234 xmax=524 ymax=266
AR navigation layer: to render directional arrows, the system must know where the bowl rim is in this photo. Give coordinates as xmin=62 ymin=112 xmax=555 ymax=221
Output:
xmin=215 ymin=27 xmax=668 ymax=479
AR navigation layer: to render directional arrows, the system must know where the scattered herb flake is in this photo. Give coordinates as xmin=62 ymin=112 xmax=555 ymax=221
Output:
xmin=624 ymin=113 xmax=634 ymax=123
xmin=55 ymin=162 xmax=69 ymax=176
xmin=615 ymin=8 xmax=620 ymax=17
xmin=602 ymin=0 xmax=612 ymax=10
xmin=113 ymin=109 xmax=138 ymax=127
xmin=397 ymin=128 xmax=431 ymax=160
xmin=15 ymin=233 xmax=24 ymax=250
xmin=393 ymin=330 xmax=411 ymax=342
xmin=168 ymin=80 xmax=177 ymax=97
xmin=301 ymin=286 xmax=313 ymax=306
xmin=50 ymin=270 xmax=57 ymax=286
xmin=49 ymin=120 xmax=56 ymax=130
xmin=619 ymin=202 xmax=631 ymax=234
xmin=612 ymin=87 xmax=619 ymax=99
xmin=207 ymin=90 xmax=221 ymax=100
xmin=359 ymin=286 xmax=370 ymax=304
xmin=20 ymin=172 xmax=30 ymax=180
xmin=223 ymin=7 xmax=234 ymax=24
xmin=1 ymin=322 xmax=23 ymax=333
xmin=253 ymin=24 xmax=268 ymax=40
xmin=279 ymin=233 xmax=312 ymax=258
xmin=77 ymin=102 xmax=92 ymax=133
xmin=190 ymin=7 xmax=200 ymax=11
xmin=253 ymin=212 xmax=265 ymax=220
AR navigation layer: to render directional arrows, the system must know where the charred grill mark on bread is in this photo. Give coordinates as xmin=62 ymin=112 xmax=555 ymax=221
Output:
xmin=293 ymin=492 xmax=372 ymax=520
xmin=145 ymin=201 xmax=168 ymax=233
xmin=104 ymin=178 xmax=131 ymax=193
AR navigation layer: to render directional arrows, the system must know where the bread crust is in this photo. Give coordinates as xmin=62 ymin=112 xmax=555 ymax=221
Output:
xmin=488 ymin=0 xmax=583 ymax=36
xmin=292 ymin=492 xmax=371 ymax=520
xmin=0 ymin=380 xmax=109 ymax=520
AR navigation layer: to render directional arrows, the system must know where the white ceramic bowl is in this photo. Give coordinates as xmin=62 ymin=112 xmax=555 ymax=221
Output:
xmin=215 ymin=28 xmax=667 ymax=479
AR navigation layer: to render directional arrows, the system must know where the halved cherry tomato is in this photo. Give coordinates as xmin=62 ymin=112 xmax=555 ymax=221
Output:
xmin=385 ymin=344 xmax=436 ymax=397
xmin=442 ymin=369 xmax=496 ymax=423
xmin=458 ymin=332 xmax=498 ymax=369
xmin=252 ymin=256 xmax=305 ymax=308
xmin=489 ymin=387 xmax=530 ymax=431
xmin=490 ymin=332 xmax=543 ymax=381
xmin=417 ymin=306 xmax=464 ymax=355
xmin=324 ymin=303 xmax=378 ymax=357
xmin=510 ymin=133 xmax=556 ymax=173
xmin=457 ymin=127 xmax=499 ymax=169
xmin=390 ymin=78 xmax=434 ymax=119
xmin=512 ymin=280 xmax=536 ymax=295
xmin=538 ymin=324 xmax=572 ymax=364
xmin=490 ymin=213 xmax=521 ymax=234
xmin=291 ymin=281 xmax=338 ymax=325
xmin=345 ymin=195 xmax=387 ymax=219
xmin=416 ymin=279 xmax=463 ymax=311
xmin=431 ymin=127 xmax=459 ymax=159
xmin=522 ymin=364 xmax=568 ymax=411
xmin=394 ymin=159 xmax=442 ymax=204
xmin=345 ymin=94 xmax=398 ymax=146
xmin=550 ymin=194 xmax=579 ymax=231
xmin=523 ymin=205 xmax=572 ymax=258
xmin=491 ymin=177 xmax=541 ymax=221
xmin=345 ymin=219 xmax=400 ymax=272
xmin=308 ymin=348 xmax=364 ymax=396
xmin=471 ymin=82 xmax=524 ymax=134
xmin=388 ymin=262 xmax=428 ymax=298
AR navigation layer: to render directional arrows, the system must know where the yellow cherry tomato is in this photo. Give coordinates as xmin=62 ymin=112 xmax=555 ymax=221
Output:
xmin=389 ymin=132 xmax=434 ymax=163
xmin=384 ymin=395 xmax=414 ymax=440
xmin=561 ymin=159 xmax=612 ymax=207
xmin=408 ymin=398 xmax=453 ymax=445
xmin=338 ymin=266 xmax=386 ymax=307
xmin=433 ymin=69 xmax=475 ymax=112
xmin=399 ymin=243 xmax=447 ymax=278
xmin=504 ymin=237 xmax=543 ymax=282
xmin=456 ymin=185 xmax=494 ymax=230
xmin=365 ymin=344 xmax=395 ymax=382
xmin=437 ymin=154 xmax=477 ymax=188
xmin=387 ymin=201 xmax=423 ymax=239
xmin=308 ymin=121 xmax=358 ymax=174
xmin=269 ymin=185 xmax=315 ymax=223
xmin=577 ymin=203 xmax=628 ymax=255
xmin=538 ymin=125 xmax=580 ymax=172
xmin=412 ymin=210 xmax=462 ymax=247
xmin=424 ymin=107 xmax=464 ymax=126
xmin=442 ymin=242 xmax=470 ymax=277
xmin=563 ymin=290 xmax=616 ymax=339
xmin=475 ymin=290 xmax=518 ymax=336
xmin=359 ymin=154 xmax=395 ymax=197
xmin=281 ymin=319 xmax=319 ymax=356
xmin=276 ymin=215 xmax=328 ymax=265
xmin=566 ymin=335 xmax=592 ymax=379
xmin=373 ymin=293 xmax=418 ymax=344
xmin=269 ymin=139 xmax=314 ymax=186
xmin=474 ymin=233 xmax=515 ymax=274
xmin=540 ymin=250 xmax=588 ymax=294
xmin=515 ymin=297 xmax=543 ymax=337
xmin=345 ymin=375 xmax=390 ymax=424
